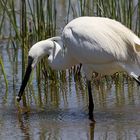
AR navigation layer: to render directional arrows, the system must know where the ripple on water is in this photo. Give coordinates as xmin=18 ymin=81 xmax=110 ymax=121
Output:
xmin=1 ymin=104 xmax=140 ymax=140
xmin=18 ymin=106 xmax=89 ymax=123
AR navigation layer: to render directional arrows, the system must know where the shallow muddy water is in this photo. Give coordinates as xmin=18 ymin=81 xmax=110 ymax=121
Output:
xmin=1 ymin=46 xmax=140 ymax=140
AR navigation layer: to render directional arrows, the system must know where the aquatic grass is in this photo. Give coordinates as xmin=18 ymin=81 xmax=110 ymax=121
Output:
xmin=102 ymin=0 xmax=139 ymax=32
xmin=0 ymin=0 xmax=20 ymax=41
xmin=25 ymin=0 xmax=56 ymax=41
xmin=68 ymin=0 xmax=140 ymax=34
xmin=67 ymin=0 xmax=94 ymax=20
xmin=19 ymin=0 xmax=58 ymax=104
xmin=0 ymin=2 xmax=6 ymax=38
xmin=0 ymin=0 xmax=140 ymax=104
xmin=20 ymin=0 xmax=27 ymax=79
xmin=0 ymin=55 xmax=8 ymax=88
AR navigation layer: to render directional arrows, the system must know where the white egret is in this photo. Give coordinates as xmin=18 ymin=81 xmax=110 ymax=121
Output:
xmin=17 ymin=17 xmax=140 ymax=120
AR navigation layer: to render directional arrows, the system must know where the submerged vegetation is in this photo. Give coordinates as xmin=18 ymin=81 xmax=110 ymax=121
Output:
xmin=0 ymin=0 xmax=140 ymax=104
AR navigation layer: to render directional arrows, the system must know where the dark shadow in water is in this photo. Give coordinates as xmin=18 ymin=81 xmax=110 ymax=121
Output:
xmin=17 ymin=111 xmax=31 ymax=140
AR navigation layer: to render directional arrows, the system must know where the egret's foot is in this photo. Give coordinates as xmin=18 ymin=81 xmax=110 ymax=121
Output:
xmin=89 ymin=112 xmax=95 ymax=122
xmin=16 ymin=96 xmax=21 ymax=102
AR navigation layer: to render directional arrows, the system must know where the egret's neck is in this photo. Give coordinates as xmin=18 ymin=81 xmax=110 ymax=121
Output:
xmin=48 ymin=42 xmax=78 ymax=70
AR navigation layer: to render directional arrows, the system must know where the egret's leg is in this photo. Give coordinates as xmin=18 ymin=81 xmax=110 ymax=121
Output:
xmin=87 ymin=80 xmax=94 ymax=121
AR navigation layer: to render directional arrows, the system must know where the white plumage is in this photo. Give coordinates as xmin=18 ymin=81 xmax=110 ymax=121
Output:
xmin=62 ymin=17 xmax=140 ymax=78
xmin=17 ymin=16 xmax=140 ymax=120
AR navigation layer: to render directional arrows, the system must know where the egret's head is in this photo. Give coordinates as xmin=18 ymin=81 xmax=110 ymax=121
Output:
xmin=16 ymin=39 xmax=54 ymax=102
xmin=29 ymin=40 xmax=54 ymax=68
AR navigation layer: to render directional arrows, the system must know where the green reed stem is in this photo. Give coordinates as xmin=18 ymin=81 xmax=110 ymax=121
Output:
xmin=0 ymin=0 xmax=7 ymax=36
xmin=0 ymin=56 xmax=8 ymax=88
xmin=20 ymin=0 xmax=28 ymax=106
xmin=0 ymin=0 xmax=20 ymax=41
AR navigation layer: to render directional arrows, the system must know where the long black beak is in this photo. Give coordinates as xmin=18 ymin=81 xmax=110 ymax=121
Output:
xmin=16 ymin=56 xmax=33 ymax=102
